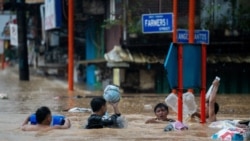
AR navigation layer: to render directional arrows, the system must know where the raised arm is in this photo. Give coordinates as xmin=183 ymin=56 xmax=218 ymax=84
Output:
xmin=110 ymin=102 xmax=121 ymax=115
xmin=208 ymin=79 xmax=220 ymax=122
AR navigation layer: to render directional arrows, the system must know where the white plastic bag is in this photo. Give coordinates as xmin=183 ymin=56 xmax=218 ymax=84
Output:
xmin=165 ymin=89 xmax=197 ymax=117
xmin=165 ymin=92 xmax=178 ymax=113
xmin=183 ymin=91 xmax=197 ymax=115
xmin=206 ymin=76 xmax=220 ymax=100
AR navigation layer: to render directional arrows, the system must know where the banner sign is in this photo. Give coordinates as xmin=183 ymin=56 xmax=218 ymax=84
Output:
xmin=45 ymin=0 xmax=62 ymax=30
xmin=10 ymin=24 xmax=18 ymax=46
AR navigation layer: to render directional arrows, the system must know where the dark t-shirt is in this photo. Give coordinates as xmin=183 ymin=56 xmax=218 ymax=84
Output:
xmin=85 ymin=113 xmax=121 ymax=129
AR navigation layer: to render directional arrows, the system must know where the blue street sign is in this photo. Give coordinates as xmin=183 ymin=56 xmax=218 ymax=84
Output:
xmin=142 ymin=13 xmax=173 ymax=34
xmin=177 ymin=29 xmax=210 ymax=44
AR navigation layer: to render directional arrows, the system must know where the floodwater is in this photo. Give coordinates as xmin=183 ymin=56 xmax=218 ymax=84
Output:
xmin=0 ymin=66 xmax=250 ymax=141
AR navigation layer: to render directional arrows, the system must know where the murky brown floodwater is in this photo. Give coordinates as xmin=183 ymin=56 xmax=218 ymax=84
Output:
xmin=0 ymin=66 xmax=250 ymax=141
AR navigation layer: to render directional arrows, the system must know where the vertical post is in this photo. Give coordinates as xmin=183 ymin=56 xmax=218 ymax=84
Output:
xmin=122 ymin=0 xmax=128 ymax=42
xmin=177 ymin=44 xmax=183 ymax=122
xmin=1 ymin=54 xmax=4 ymax=69
xmin=85 ymin=19 xmax=96 ymax=86
xmin=200 ymin=44 xmax=207 ymax=123
xmin=173 ymin=0 xmax=177 ymax=43
xmin=110 ymin=0 xmax=115 ymax=20
xmin=159 ymin=0 xmax=162 ymax=13
xmin=188 ymin=0 xmax=195 ymax=43
xmin=0 ymin=39 xmax=4 ymax=69
xmin=68 ymin=0 xmax=74 ymax=91
xmin=17 ymin=0 xmax=29 ymax=81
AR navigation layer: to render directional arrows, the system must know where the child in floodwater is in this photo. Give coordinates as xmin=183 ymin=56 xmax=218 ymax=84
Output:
xmin=145 ymin=103 xmax=175 ymax=124
xmin=21 ymin=106 xmax=71 ymax=131
xmin=85 ymin=97 xmax=122 ymax=129
xmin=191 ymin=78 xmax=220 ymax=122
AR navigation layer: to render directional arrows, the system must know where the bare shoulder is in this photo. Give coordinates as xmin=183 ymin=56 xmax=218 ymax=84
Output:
xmin=145 ymin=118 xmax=158 ymax=124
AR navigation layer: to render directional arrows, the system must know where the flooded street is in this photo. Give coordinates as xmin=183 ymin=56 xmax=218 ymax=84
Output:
xmin=0 ymin=66 xmax=250 ymax=141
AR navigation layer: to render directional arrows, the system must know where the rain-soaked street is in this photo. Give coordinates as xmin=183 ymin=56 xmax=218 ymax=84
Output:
xmin=0 ymin=66 xmax=250 ymax=141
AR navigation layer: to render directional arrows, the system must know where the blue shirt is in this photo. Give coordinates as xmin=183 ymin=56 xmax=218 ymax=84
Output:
xmin=29 ymin=114 xmax=65 ymax=126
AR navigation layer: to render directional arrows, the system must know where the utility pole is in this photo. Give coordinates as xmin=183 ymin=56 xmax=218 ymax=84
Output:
xmin=68 ymin=0 xmax=74 ymax=91
xmin=16 ymin=0 xmax=29 ymax=81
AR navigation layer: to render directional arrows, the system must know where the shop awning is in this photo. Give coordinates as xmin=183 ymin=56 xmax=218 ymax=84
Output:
xmin=25 ymin=0 xmax=44 ymax=4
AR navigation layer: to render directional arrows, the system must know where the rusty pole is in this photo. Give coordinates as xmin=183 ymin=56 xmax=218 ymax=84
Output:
xmin=188 ymin=0 xmax=195 ymax=43
xmin=201 ymin=44 xmax=207 ymax=123
xmin=173 ymin=0 xmax=177 ymax=43
xmin=68 ymin=0 xmax=74 ymax=91
xmin=177 ymin=44 xmax=183 ymax=122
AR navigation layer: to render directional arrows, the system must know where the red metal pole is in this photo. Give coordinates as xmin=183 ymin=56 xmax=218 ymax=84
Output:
xmin=173 ymin=0 xmax=177 ymax=43
xmin=200 ymin=44 xmax=207 ymax=123
xmin=188 ymin=0 xmax=195 ymax=43
xmin=178 ymin=44 xmax=183 ymax=122
xmin=68 ymin=0 xmax=74 ymax=91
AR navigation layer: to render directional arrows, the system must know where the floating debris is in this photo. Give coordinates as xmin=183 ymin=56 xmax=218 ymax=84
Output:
xmin=68 ymin=107 xmax=92 ymax=113
xmin=0 ymin=93 xmax=8 ymax=99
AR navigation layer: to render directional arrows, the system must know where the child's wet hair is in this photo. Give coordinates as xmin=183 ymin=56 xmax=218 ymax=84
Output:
xmin=214 ymin=102 xmax=219 ymax=114
xmin=90 ymin=97 xmax=106 ymax=112
xmin=154 ymin=103 xmax=169 ymax=113
xmin=35 ymin=106 xmax=51 ymax=124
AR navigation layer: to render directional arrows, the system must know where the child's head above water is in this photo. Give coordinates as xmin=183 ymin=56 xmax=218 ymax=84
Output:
xmin=154 ymin=103 xmax=169 ymax=120
xmin=90 ymin=97 xmax=107 ymax=115
xmin=154 ymin=103 xmax=169 ymax=113
xmin=35 ymin=106 xmax=51 ymax=125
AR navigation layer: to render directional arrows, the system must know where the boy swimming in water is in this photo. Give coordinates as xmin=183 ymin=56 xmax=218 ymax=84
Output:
xmin=85 ymin=97 xmax=122 ymax=129
xmin=191 ymin=78 xmax=220 ymax=122
xmin=21 ymin=106 xmax=71 ymax=131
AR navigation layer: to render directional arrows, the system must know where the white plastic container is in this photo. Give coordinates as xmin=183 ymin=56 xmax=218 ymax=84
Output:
xmin=183 ymin=89 xmax=197 ymax=116
xmin=206 ymin=76 xmax=220 ymax=100
xmin=165 ymin=89 xmax=178 ymax=113
xmin=165 ymin=89 xmax=197 ymax=116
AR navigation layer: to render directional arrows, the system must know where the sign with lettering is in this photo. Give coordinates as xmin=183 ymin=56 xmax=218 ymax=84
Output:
xmin=44 ymin=0 xmax=62 ymax=30
xmin=177 ymin=29 xmax=210 ymax=44
xmin=10 ymin=24 xmax=18 ymax=46
xmin=142 ymin=13 xmax=173 ymax=33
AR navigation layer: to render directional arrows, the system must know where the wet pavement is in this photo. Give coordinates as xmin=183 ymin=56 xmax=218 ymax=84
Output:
xmin=0 ymin=65 xmax=250 ymax=141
